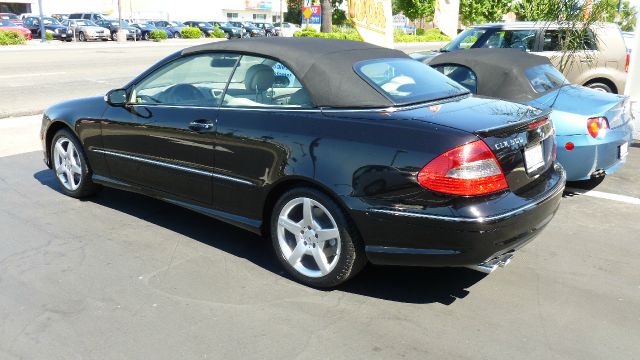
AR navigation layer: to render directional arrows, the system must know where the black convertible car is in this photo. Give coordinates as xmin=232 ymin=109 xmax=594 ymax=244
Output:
xmin=40 ymin=38 xmax=565 ymax=287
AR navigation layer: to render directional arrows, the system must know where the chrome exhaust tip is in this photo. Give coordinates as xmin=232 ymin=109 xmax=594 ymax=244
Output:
xmin=465 ymin=253 xmax=514 ymax=274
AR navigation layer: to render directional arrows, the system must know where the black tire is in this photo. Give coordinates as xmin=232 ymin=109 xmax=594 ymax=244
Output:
xmin=585 ymin=82 xmax=613 ymax=93
xmin=173 ymin=32 xmax=181 ymax=38
xmin=225 ymin=32 xmax=230 ymax=39
xmin=143 ymin=32 xmax=150 ymax=40
xmin=271 ymin=187 xmax=366 ymax=288
xmin=111 ymin=32 xmax=117 ymax=41
xmin=79 ymin=31 xmax=86 ymax=42
xmin=50 ymin=129 xmax=101 ymax=198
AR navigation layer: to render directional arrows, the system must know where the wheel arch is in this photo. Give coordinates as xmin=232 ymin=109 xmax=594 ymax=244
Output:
xmin=45 ymin=121 xmax=77 ymax=165
xmin=583 ymin=77 xmax=618 ymax=94
xmin=261 ymin=176 xmax=354 ymax=237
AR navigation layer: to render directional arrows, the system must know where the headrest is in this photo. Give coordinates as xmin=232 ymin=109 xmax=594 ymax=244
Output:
xmin=245 ymin=64 xmax=275 ymax=92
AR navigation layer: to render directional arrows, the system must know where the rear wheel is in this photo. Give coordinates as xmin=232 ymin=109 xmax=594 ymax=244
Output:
xmin=173 ymin=32 xmax=181 ymax=38
xmin=585 ymin=81 xmax=613 ymax=93
xmin=271 ymin=187 xmax=366 ymax=287
xmin=111 ymin=32 xmax=117 ymax=41
xmin=143 ymin=32 xmax=150 ymax=40
xmin=50 ymin=129 xmax=101 ymax=198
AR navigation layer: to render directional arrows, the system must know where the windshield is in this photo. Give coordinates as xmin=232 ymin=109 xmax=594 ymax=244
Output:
xmin=0 ymin=20 xmax=16 ymax=26
xmin=110 ymin=20 xmax=129 ymax=26
xmin=0 ymin=14 xmax=18 ymax=20
xmin=525 ymin=64 xmax=568 ymax=93
xmin=170 ymin=21 xmax=183 ymax=27
xmin=355 ymin=58 xmax=469 ymax=105
xmin=76 ymin=20 xmax=96 ymax=26
xmin=442 ymin=28 xmax=486 ymax=51
xmin=42 ymin=17 xmax=61 ymax=25
xmin=197 ymin=22 xmax=210 ymax=27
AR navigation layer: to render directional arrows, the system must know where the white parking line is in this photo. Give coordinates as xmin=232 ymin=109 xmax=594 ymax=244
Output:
xmin=0 ymin=72 xmax=66 ymax=79
xmin=565 ymin=187 xmax=640 ymax=206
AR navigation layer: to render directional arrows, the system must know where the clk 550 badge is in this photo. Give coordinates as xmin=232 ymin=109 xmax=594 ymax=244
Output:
xmin=494 ymin=136 xmax=526 ymax=150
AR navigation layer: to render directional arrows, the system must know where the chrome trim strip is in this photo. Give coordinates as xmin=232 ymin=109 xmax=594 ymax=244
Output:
xmin=368 ymin=166 xmax=566 ymax=223
xmin=92 ymin=149 xmax=254 ymax=186
xmin=365 ymin=246 xmax=460 ymax=255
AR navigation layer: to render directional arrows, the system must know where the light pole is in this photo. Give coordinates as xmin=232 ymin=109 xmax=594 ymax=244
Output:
xmin=37 ymin=0 xmax=45 ymax=42
xmin=117 ymin=0 xmax=126 ymax=42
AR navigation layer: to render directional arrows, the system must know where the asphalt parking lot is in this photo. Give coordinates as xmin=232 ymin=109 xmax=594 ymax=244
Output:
xmin=1 ymin=44 xmax=639 ymax=359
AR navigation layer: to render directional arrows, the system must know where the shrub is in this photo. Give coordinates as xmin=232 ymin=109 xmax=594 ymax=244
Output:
xmin=394 ymin=28 xmax=450 ymax=42
xmin=294 ymin=26 xmax=362 ymax=41
xmin=416 ymin=28 xmax=425 ymax=36
xmin=149 ymin=29 xmax=167 ymax=41
xmin=45 ymin=32 xmax=53 ymax=41
xmin=181 ymin=26 xmax=202 ymax=39
xmin=0 ymin=30 xmax=26 ymax=45
xmin=212 ymin=25 xmax=226 ymax=38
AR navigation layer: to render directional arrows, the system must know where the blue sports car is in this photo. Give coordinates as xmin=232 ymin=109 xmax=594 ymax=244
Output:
xmin=416 ymin=49 xmax=633 ymax=181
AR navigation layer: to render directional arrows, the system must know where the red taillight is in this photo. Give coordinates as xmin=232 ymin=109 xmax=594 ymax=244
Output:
xmin=587 ymin=117 xmax=609 ymax=138
xmin=565 ymin=142 xmax=574 ymax=151
xmin=626 ymin=53 xmax=630 ymax=73
xmin=417 ymin=140 xmax=508 ymax=196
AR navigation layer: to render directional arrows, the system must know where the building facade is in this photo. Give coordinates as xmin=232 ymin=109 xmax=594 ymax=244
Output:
xmin=0 ymin=0 xmax=287 ymax=22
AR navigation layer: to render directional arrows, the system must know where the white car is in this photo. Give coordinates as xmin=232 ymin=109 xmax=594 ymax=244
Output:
xmin=275 ymin=22 xmax=300 ymax=37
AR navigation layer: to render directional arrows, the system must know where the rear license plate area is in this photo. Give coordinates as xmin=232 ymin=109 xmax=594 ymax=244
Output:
xmin=524 ymin=142 xmax=544 ymax=174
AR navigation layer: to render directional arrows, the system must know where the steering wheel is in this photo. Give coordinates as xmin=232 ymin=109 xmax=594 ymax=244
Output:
xmin=163 ymin=84 xmax=207 ymax=105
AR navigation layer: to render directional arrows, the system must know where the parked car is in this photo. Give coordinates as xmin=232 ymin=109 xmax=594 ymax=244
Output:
xmin=253 ymin=22 xmax=276 ymax=36
xmin=61 ymin=19 xmax=109 ymax=41
xmin=241 ymin=22 xmax=266 ymax=37
xmin=51 ymin=14 xmax=69 ymax=22
xmin=95 ymin=19 xmax=141 ymax=41
xmin=208 ymin=21 xmax=242 ymax=39
xmin=40 ymin=38 xmax=565 ymax=287
xmin=0 ymin=19 xmax=32 ymax=40
xmin=22 ymin=16 xmax=72 ymax=41
xmin=274 ymin=22 xmax=300 ymax=37
xmin=421 ymin=22 xmax=629 ymax=94
xmin=68 ymin=12 xmax=107 ymax=22
xmin=0 ymin=12 xmax=22 ymax=26
xmin=422 ymin=48 xmax=633 ymax=181
xmin=148 ymin=20 xmax=184 ymax=38
xmin=184 ymin=21 xmax=215 ymax=37
xmin=131 ymin=22 xmax=165 ymax=40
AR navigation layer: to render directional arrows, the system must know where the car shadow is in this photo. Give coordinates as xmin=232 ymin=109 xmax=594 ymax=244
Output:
xmin=34 ymin=169 xmax=486 ymax=305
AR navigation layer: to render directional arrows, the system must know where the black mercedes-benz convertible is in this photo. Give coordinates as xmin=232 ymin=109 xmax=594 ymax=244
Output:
xmin=40 ymin=37 xmax=565 ymax=287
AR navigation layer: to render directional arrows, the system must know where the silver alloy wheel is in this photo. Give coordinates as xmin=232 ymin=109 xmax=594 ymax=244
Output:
xmin=277 ymin=197 xmax=342 ymax=278
xmin=53 ymin=137 xmax=82 ymax=191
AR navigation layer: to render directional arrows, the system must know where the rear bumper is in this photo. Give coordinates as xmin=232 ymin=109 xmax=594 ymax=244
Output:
xmin=556 ymin=124 xmax=632 ymax=181
xmin=350 ymin=164 xmax=566 ymax=267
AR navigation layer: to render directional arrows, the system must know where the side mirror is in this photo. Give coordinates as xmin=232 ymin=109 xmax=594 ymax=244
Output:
xmin=105 ymin=89 xmax=128 ymax=106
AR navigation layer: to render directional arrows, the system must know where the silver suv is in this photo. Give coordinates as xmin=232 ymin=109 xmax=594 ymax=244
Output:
xmin=436 ymin=22 xmax=629 ymax=94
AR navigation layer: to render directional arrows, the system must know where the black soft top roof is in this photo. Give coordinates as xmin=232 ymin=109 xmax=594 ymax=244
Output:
xmin=427 ymin=48 xmax=554 ymax=103
xmin=182 ymin=37 xmax=410 ymax=108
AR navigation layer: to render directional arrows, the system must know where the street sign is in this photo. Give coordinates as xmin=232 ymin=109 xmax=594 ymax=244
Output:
xmin=302 ymin=5 xmax=321 ymax=24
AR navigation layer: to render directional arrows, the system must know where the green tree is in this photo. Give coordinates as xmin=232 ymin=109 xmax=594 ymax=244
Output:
xmin=392 ymin=0 xmax=435 ymax=21
xmin=596 ymin=0 xmax=637 ymax=31
xmin=459 ymin=0 xmax=512 ymax=25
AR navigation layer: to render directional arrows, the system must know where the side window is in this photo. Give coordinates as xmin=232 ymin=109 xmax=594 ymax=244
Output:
xmin=482 ymin=30 xmax=536 ymax=51
xmin=222 ymin=55 xmax=312 ymax=108
xmin=543 ymin=29 xmax=596 ymax=51
xmin=132 ymin=53 xmax=240 ymax=107
xmin=23 ymin=18 xmax=32 ymax=27
xmin=82 ymin=14 xmax=91 ymax=19
xmin=432 ymin=64 xmax=478 ymax=94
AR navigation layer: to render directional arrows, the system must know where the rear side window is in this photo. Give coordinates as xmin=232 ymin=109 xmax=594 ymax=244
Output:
xmin=481 ymin=30 xmax=537 ymax=51
xmin=543 ymin=29 xmax=596 ymax=51
xmin=431 ymin=64 xmax=478 ymax=94
xmin=355 ymin=58 xmax=469 ymax=105
xmin=525 ymin=64 xmax=568 ymax=93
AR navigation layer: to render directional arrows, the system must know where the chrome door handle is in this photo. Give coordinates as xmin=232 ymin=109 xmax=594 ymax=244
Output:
xmin=189 ymin=120 xmax=214 ymax=131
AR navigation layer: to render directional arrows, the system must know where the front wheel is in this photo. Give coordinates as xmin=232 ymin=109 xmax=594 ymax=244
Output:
xmin=271 ymin=188 xmax=366 ymax=287
xmin=50 ymin=129 xmax=101 ymax=198
xmin=173 ymin=32 xmax=180 ymax=38
xmin=143 ymin=32 xmax=150 ymax=40
xmin=78 ymin=31 xmax=86 ymax=42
